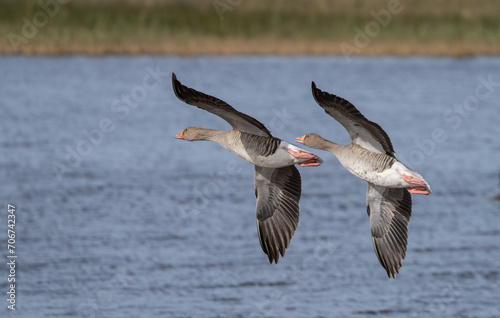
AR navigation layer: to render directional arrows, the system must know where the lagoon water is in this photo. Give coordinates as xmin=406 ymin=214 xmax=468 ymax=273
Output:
xmin=1 ymin=56 xmax=499 ymax=317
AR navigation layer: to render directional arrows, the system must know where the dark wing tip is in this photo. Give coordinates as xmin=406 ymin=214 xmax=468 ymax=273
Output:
xmin=258 ymin=224 xmax=293 ymax=264
xmin=311 ymin=80 xmax=346 ymax=108
xmin=371 ymin=188 xmax=411 ymax=279
xmin=372 ymin=237 xmax=402 ymax=279
xmin=172 ymin=72 xmax=194 ymax=103
xmin=310 ymin=82 xmax=396 ymax=156
xmin=258 ymin=221 xmax=282 ymax=264
xmin=258 ymin=210 xmax=297 ymax=265
xmin=171 ymin=72 xmax=178 ymax=88
xmin=310 ymin=81 xmax=334 ymax=109
xmin=255 ymin=166 xmax=301 ymax=265
xmin=171 ymin=72 xmax=183 ymax=101
xmin=311 ymin=81 xmax=322 ymax=105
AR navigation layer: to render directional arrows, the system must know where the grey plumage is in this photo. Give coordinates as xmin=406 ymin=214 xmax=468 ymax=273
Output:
xmin=339 ymin=144 xmax=396 ymax=172
xmin=172 ymin=73 xmax=271 ymax=137
xmin=172 ymin=73 xmax=308 ymax=264
xmin=255 ymin=165 xmax=301 ymax=263
xmin=312 ymin=82 xmax=395 ymax=157
xmin=302 ymin=82 xmax=430 ymax=278
xmin=367 ymin=184 xmax=411 ymax=278
xmin=239 ymin=132 xmax=281 ymax=157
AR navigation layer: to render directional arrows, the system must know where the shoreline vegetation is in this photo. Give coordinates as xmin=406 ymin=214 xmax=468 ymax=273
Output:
xmin=1 ymin=0 xmax=500 ymax=57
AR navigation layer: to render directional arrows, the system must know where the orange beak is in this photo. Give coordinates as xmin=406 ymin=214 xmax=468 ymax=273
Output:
xmin=295 ymin=135 xmax=305 ymax=144
xmin=174 ymin=130 xmax=184 ymax=140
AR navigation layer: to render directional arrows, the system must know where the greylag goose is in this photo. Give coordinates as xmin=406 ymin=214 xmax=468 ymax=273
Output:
xmin=296 ymin=82 xmax=431 ymax=278
xmin=172 ymin=73 xmax=323 ymax=263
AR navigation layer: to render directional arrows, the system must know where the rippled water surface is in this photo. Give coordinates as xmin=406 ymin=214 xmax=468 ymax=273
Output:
xmin=1 ymin=56 xmax=499 ymax=317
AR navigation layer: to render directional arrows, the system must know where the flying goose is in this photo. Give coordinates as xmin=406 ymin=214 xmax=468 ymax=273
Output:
xmin=296 ymin=82 xmax=431 ymax=278
xmin=172 ymin=73 xmax=323 ymax=263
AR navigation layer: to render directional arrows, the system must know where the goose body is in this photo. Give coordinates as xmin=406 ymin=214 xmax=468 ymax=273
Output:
xmin=333 ymin=143 xmax=429 ymax=190
xmin=297 ymin=82 xmax=431 ymax=278
xmin=199 ymin=129 xmax=315 ymax=168
xmin=172 ymin=73 xmax=322 ymax=264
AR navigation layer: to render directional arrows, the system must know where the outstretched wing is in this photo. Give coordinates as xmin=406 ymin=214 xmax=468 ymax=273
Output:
xmin=254 ymin=165 xmax=301 ymax=264
xmin=311 ymin=82 xmax=395 ymax=157
xmin=367 ymin=183 xmax=412 ymax=278
xmin=172 ymin=73 xmax=272 ymax=137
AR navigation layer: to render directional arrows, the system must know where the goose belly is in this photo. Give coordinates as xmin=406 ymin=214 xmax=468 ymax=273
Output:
xmin=342 ymin=161 xmax=406 ymax=188
xmin=253 ymin=150 xmax=297 ymax=168
xmin=224 ymin=142 xmax=297 ymax=168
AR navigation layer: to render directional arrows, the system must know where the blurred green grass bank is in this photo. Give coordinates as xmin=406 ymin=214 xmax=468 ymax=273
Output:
xmin=1 ymin=0 xmax=499 ymax=56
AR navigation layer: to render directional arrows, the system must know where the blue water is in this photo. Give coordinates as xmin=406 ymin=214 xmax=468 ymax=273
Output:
xmin=1 ymin=56 xmax=499 ymax=317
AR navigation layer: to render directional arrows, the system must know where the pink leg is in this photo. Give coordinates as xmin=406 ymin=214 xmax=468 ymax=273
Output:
xmin=298 ymin=159 xmax=321 ymax=167
xmin=399 ymin=172 xmax=430 ymax=195
xmin=406 ymin=187 xmax=430 ymax=195
xmin=286 ymin=148 xmax=317 ymax=160
xmin=399 ymin=172 xmax=427 ymax=187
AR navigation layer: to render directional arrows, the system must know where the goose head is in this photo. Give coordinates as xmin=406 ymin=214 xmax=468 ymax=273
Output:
xmin=296 ymin=133 xmax=330 ymax=150
xmin=175 ymin=127 xmax=215 ymax=141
